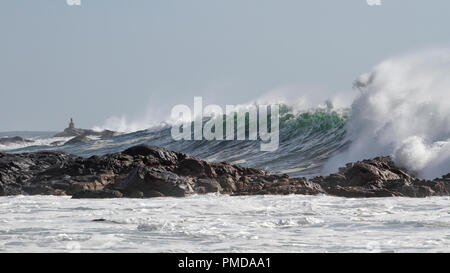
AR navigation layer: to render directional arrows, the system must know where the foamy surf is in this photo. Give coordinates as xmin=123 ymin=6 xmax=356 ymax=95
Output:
xmin=325 ymin=49 xmax=450 ymax=179
xmin=0 ymin=194 xmax=448 ymax=252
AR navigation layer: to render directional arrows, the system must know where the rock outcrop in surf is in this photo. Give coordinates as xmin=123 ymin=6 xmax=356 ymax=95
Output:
xmin=312 ymin=157 xmax=450 ymax=197
xmin=0 ymin=136 xmax=34 ymax=145
xmin=54 ymin=118 xmax=116 ymax=139
xmin=0 ymin=144 xmax=448 ymax=198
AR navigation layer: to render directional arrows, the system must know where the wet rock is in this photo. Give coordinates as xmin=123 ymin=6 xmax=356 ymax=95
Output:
xmin=99 ymin=130 xmax=116 ymax=138
xmin=315 ymin=156 xmax=450 ymax=198
xmin=177 ymin=157 xmax=206 ymax=176
xmin=144 ymin=190 xmax=164 ymax=198
xmin=343 ymin=162 xmax=400 ymax=186
xmin=0 ymin=136 xmax=33 ymax=145
xmin=123 ymin=145 xmax=179 ymax=166
xmin=22 ymin=184 xmax=67 ymax=196
xmin=54 ymin=118 xmax=116 ymax=139
xmin=123 ymin=145 xmax=161 ymax=157
xmin=0 ymin=144 xmax=448 ymax=199
xmin=197 ymin=178 xmax=222 ymax=193
xmin=119 ymin=166 xmax=187 ymax=197
xmin=324 ymin=185 xmax=397 ymax=198
xmin=217 ymin=175 xmax=237 ymax=192
xmin=64 ymin=135 xmax=91 ymax=146
xmin=72 ymin=189 xmax=123 ymax=199
xmin=50 ymin=141 xmax=65 ymax=146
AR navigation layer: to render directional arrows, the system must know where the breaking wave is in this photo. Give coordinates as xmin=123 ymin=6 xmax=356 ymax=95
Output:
xmin=325 ymin=48 xmax=450 ymax=179
xmin=2 ymin=105 xmax=349 ymax=178
xmin=4 ymin=49 xmax=450 ymax=179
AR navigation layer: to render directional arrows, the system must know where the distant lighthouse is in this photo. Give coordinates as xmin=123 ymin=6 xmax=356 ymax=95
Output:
xmin=69 ymin=118 xmax=75 ymax=129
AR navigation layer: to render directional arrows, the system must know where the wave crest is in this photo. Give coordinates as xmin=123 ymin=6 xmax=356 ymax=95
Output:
xmin=325 ymin=49 xmax=450 ymax=179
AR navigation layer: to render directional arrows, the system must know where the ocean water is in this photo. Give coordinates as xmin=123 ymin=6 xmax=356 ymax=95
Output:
xmin=0 ymin=107 xmax=349 ymax=178
xmin=0 ymin=194 xmax=449 ymax=253
xmin=3 ymin=49 xmax=450 ymax=253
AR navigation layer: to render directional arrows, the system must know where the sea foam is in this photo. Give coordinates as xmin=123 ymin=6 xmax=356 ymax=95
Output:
xmin=325 ymin=48 xmax=450 ymax=179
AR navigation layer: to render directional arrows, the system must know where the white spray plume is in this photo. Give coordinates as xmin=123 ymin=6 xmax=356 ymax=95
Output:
xmin=92 ymin=102 xmax=170 ymax=133
xmin=252 ymin=84 xmax=353 ymax=114
xmin=325 ymin=48 xmax=450 ymax=179
xmin=92 ymin=116 xmax=153 ymax=133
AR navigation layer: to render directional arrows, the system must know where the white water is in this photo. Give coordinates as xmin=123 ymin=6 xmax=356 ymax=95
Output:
xmin=326 ymin=49 xmax=450 ymax=179
xmin=0 ymin=194 xmax=449 ymax=253
xmin=0 ymin=137 xmax=71 ymax=151
xmin=0 ymin=131 xmax=72 ymax=152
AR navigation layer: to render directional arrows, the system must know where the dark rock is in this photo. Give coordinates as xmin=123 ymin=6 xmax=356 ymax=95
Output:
xmin=54 ymin=118 xmax=116 ymax=139
xmin=50 ymin=141 xmax=65 ymax=146
xmin=123 ymin=145 xmax=179 ymax=166
xmin=197 ymin=178 xmax=222 ymax=193
xmin=343 ymin=162 xmax=400 ymax=186
xmin=119 ymin=166 xmax=188 ymax=197
xmin=123 ymin=145 xmax=161 ymax=157
xmin=0 ymin=136 xmax=33 ymax=145
xmin=315 ymin=156 xmax=450 ymax=198
xmin=64 ymin=135 xmax=91 ymax=146
xmin=324 ymin=185 xmax=397 ymax=198
xmin=217 ymin=175 xmax=237 ymax=192
xmin=99 ymin=130 xmax=116 ymax=138
xmin=22 ymin=184 xmax=67 ymax=196
xmin=177 ymin=157 xmax=206 ymax=176
xmin=0 ymin=144 xmax=448 ymax=199
xmin=72 ymin=189 xmax=123 ymax=199
xmin=144 ymin=190 xmax=164 ymax=198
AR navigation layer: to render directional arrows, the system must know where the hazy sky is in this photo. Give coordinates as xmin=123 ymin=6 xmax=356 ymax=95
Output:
xmin=1 ymin=0 xmax=449 ymax=131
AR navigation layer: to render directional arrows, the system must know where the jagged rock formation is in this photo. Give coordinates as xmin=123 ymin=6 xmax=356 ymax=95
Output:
xmin=311 ymin=157 xmax=450 ymax=197
xmin=0 ymin=144 xmax=448 ymax=198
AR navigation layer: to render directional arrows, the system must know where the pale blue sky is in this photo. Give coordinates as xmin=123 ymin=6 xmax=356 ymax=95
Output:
xmin=1 ymin=0 xmax=449 ymax=131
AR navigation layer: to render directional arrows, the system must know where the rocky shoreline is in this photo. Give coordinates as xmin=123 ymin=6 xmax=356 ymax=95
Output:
xmin=0 ymin=119 xmax=117 ymax=148
xmin=0 ymin=144 xmax=449 ymax=198
xmin=0 ymin=136 xmax=34 ymax=146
